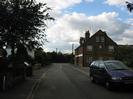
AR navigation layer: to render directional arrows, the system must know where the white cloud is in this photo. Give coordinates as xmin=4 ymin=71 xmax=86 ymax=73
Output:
xmin=38 ymin=0 xmax=82 ymax=10
xmin=37 ymin=0 xmax=94 ymax=18
xmin=36 ymin=0 xmax=132 ymax=52
xmin=44 ymin=12 xmax=131 ymax=52
xmin=123 ymin=30 xmax=133 ymax=38
xmin=38 ymin=0 xmax=94 ymax=10
xmin=84 ymin=0 xmax=94 ymax=3
xmin=127 ymin=18 xmax=133 ymax=26
xmin=105 ymin=0 xmax=133 ymax=6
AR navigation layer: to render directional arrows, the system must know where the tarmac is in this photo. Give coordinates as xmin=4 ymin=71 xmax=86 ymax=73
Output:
xmin=72 ymin=64 xmax=90 ymax=77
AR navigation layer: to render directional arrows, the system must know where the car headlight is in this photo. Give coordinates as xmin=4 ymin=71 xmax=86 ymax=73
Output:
xmin=112 ymin=77 xmax=122 ymax=80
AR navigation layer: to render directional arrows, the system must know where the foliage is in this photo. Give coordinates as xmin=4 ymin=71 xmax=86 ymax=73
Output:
xmin=46 ymin=51 xmax=73 ymax=63
xmin=126 ymin=1 xmax=133 ymax=12
xmin=34 ymin=48 xmax=74 ymax=66
xmin=0 ymin=0 xmax=54 ymax=56
xmin=115 ymin=46 xmax=133 ymax=67
xmin=34 ymin=47 xmax=50 ymax=66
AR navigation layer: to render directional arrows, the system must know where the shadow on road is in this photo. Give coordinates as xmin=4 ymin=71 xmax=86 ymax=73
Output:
xmin=95 ymin=83 xmax=133 ymax=93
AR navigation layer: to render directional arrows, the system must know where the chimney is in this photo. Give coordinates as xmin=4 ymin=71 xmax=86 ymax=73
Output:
xmin=79 ymin=37 xmax=85 ymax=45
xmin=85 ymin=30 xmax=90 ymax=40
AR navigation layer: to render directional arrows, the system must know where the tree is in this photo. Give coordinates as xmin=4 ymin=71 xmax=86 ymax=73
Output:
xmin=0 ymin=0 xmax=54 ymax=58
xmin=126 ymin=1 xmax=133 ymax=12
xmin=34 ymin=47 xmax=51 ymax=66
xmin=115 ymin=46 xmax=133 ymax=67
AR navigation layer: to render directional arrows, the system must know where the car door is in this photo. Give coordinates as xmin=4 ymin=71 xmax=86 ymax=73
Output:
xmin=91 ymin=61 xmax=100 ymax=79
xmin=96 ymin=62 xmax=107 ymax=82
xmin=90 ymin=61 xmax=98 ymax=78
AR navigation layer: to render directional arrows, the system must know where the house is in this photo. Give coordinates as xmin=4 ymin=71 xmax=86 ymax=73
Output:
xmin=75 ymin=30 xmax=118 ymax=67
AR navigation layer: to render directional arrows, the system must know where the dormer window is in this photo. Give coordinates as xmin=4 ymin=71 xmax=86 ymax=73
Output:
xmin=96 ymin=37 xmax=99 ymax=42
xmin=101 ymin=36 xmax=105 ymax=42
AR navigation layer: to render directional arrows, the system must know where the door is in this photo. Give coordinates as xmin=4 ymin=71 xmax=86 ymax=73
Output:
xmin=96 ymin=62 xmax=107 ymax=82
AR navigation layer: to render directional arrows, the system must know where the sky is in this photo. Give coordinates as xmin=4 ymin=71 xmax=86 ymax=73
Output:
xmin=37 ymin=0 xmax=133 ymax=53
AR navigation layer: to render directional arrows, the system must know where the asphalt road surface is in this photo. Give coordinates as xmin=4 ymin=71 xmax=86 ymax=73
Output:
xmin=31 ymin=63 xmax=133 ymax=99
xmin=1 ymin=63 xmax=133 ymax=99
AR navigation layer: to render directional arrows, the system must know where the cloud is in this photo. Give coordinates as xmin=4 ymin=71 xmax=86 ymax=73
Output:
xmin=104 ymin=0 xmax=133 ymax=6
xmin=123 ymin=30 xmax=133 ymax=38
xmin=38 ymin=0 xmax=82 ymax=10
xmin=38 ymin=0 xmax=94 ymax=18
xmin=44 ymin=11 xmax=131 ymax=52
xmin=84 ymin=0 xmax=94 ymax=3
xmin=36 ymin=0 xmax=132 ymax=52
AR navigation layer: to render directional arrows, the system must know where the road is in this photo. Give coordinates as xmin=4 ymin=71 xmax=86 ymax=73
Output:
xmin=31 ymin=63 xmax=133 ymax=99
xmin=1 ymin=63 xmax=133 ymax=99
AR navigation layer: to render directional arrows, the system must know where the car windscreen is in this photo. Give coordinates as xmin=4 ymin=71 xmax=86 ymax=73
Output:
xmin=104 ymin=61 xmax=130 ymax=70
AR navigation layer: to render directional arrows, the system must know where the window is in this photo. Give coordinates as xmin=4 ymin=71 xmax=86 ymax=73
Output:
xmin=94 ymin=62 xmax=99 ymax=67
xmin=90 ymin=61 xmax=95 ymax=66
xmin=108 ymin=46 xmax=114 ymax=52
xmin=99 ymin=45 xmax=102 ymax=49
xmin=87 ymin=45 xmax=93 ymax=51
xmin=99 ymin=61 xmax=105 ymax=68
xmin=96 ymin=37 xmax=99 ymax=42
xmin=101 ymin=36 xmax=105 ymax=42
xmin=104 ymin=61 xmax=129 ymax=70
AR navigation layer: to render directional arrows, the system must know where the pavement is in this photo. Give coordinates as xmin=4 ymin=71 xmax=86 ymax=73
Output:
xmin=0 ymin=65 xmax=51 ymax=99
xmin=1 ymin=63 xmax=133 ymax=99
xmin=25 ymin=65 xmax=51 ymax=99
xmin=72 ymin=64 xmax=90 ymax=77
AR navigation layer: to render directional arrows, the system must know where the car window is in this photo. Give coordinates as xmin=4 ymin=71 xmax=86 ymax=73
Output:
xmin=99 ymin=62 xmax=105 ymax=68
xmin=104 ymin=61 xmax=129 ymax=70
xmin=94 ymin=61 xmax=99 ymax=67
xmin=90 ymin=61 xmax=95 ymax=67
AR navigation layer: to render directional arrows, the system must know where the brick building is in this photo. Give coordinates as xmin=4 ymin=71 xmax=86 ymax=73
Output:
xmin=75 ymin=30 xmax=118 ymax=67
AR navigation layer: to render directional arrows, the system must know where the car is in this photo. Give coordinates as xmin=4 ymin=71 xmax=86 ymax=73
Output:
xmin=89 ymin=60 xmax=133 ymax=89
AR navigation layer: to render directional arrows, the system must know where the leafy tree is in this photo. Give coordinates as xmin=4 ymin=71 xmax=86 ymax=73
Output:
xmin=126 ymin=1 xmax=133 ymax=12
xmin=0 ymin=0 xmax=54 ymax=58
xmin=34 ymin=47 xmax=50 ymax=66
xmin=115 ymin=46 xmax=133 ymax=67
xmin=35 ymin=47 xmax=44 ymax=65
xmin=45 ymin=51 xmax=73 ymax=63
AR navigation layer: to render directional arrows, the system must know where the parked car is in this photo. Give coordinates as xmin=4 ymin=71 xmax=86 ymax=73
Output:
xmin=89 ymin=60 xmax=133 ymax=89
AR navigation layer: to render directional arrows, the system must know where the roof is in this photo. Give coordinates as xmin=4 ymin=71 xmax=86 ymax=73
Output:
xmin=104 ymin=60 xmax=120 ymax=63
xmin=119 ymin=45 xmax=133 ymax=48
xmin=75 ymin=29 xmax=118 ymax=50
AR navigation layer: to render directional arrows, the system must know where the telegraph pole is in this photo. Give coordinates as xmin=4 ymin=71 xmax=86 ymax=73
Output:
xmin=71 ymin=44 xmax=74 ymax=64
xmin=56 ymin=48 xmax=58 ymax=53
xmin=72 ymin=44 xmax=74 ymax=55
